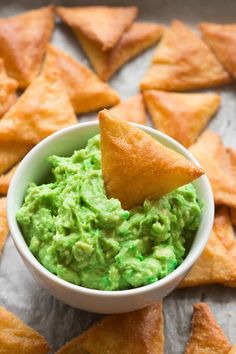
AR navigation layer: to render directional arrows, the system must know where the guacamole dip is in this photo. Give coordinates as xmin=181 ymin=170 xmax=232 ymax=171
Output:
xmin=17 ymin=135 xmax=202 ymax=291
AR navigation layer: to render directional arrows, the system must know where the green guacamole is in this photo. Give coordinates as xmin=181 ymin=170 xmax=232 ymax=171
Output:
xmin=17 ymin=135 xmax=202 ymax=291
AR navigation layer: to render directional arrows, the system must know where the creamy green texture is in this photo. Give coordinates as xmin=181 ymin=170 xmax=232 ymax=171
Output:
xmin=17 ymin=135 xmax=202 ymax=291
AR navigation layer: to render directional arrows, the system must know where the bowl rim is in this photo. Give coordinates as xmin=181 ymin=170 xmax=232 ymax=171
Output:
xmin=7 ymin=121 xmax=214 ymax=297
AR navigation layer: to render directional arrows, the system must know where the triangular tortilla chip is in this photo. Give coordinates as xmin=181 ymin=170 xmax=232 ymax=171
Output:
xmin=0 ymin=142 xmax=31 ymax=175
xmin=184 ymin=303 xmax=232 ymax=354
xmin=56 ymin=6 xmax=138 ymax=50
xmin=74 ymin=22 xmax=164 ymax=81
xmin=109 ymin=94 xmax=147 ymax=125
xmin=99 ymin=109 xmax=204 ymax=210
xmin=179 ymin=207 xmax=236 ymax=288
xmin=0 ymin=73 xmax=77 ymax=145
xmin=0 ymin=6 xmax=54 ymax=88
xmin=42 ymin=45 xmax=120 ymax=114
xmin=0 ymin=59 xmax=18 ymax=118
xmin=0 ymin=306 xmax=50 ymax=353
xmin=0 ymin=163 xmax=18 ymax=195
xmin=144 ymin=90 xmax=220 ymax=147
xmin=0 ymin=197 xmax=8 ymax=253
xmin=56 ymin=302 xmax=164 ymax=354
xmin=189 ymin=130 xmax=236 ymax=209
xmin=140 ymin=20 xmax=231 ymax=91
xmin=200 ymin=23 xmax=236 ymax=79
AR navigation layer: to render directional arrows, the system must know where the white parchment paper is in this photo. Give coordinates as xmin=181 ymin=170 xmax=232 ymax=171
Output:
xmin=0 ymin=0 xmax=235 ymax=353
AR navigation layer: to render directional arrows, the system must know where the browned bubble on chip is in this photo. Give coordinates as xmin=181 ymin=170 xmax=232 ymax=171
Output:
xmin=99 ymin=109 xmax=204 ymax=210
xmin=109 ymin=94 xmax=147 ymax=125
xmin=0 ymin=59 xmax=18 ymax=118
xmin=184 ymin=303 xmax=232 ymax=354
xmin=0 ymin=6 xmax=54 ymax=88
xmin=74 ymin=22 xmax=164 ymax=81
xmin=0 ymin=142 xmax=32 ymax=175
xmin=0 ymin=197 xmax=8 ymax=253
xmin=56 ymin=6 xmax=138 ymax=50
xmin=42 ymin=44 xmax=120 ymax=114
xmin=189 ymin=130 xmax=236 ymax=209
xmin=0 ymin=306 xmax=50 ymax=353
xmin=200 ymin=22 xmax=236 ymax=79
xmin=140 ymin=20 xmax=232 ymax=91
xmin=56 ymin=302 xmax=164 ymax=354
xmin=0 ymin=73 xmax=77 ymax=145
xmin=144 ymin=90 xmax=220 ymax=147
xmin=0 ymin=163 xmax=18 ymax=195
xmin=179 ymin=207 xmax=236 ymax=288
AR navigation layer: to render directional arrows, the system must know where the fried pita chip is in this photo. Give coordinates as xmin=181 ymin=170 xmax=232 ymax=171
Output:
xmin=0 ymin=59 xmax=18 ymax=118
xmin=99 ymin=109 xmax=204 ymax=210
xmin=56 ymin=6 xmax=138 ymax=50
xmin=0 ymin=6 xmax=54 ymax=88
xmin=179 ymin=207 xmax=236 ymax=288
xmin=0 ymin=306 xmax=50 ymax=353
xmin=140 ymin=20 xmax=231 ymax=91
xmin=109 ymin=94 xmax=147 ymax=125
xmin=227 ymin=149 xmax=236 ymax=221
xmin=189 ymin=131 xmax=236 ymax=209
xmin=42 ymin=44 xmax=120 ymax=114
xmin=75 ymin=22 xmax=164 ymax=81
xmin=0 ymin=73 xmax=77 ymax=145
xmin=144 ymin=90 xmax=220 ymax=147
xmin=57 ymin=302 xmax=164 ymax=354
xmin=200 ymin=23 xmax=236 ymax=79
xmin=184 ymin=303 xmax=232 ymax=354
xmin=0 ymin=164 xmax=18 ymax=195
xmin=0 ymin=198 xmax=8 ymax=253
xmin=0 ymin=142 xmax=31 ymax=175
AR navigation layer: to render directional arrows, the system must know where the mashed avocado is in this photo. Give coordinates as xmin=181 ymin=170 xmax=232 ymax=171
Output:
xmin=17 ymin=135 xmax=202 ymax=291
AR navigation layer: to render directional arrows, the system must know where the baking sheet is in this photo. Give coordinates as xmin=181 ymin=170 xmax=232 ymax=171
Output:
xmin=0 ymin=0 xmax=236 ymax=353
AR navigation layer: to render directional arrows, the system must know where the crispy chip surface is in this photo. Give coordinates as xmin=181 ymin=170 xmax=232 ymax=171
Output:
xmin=0 ymin=306 xmax=50 ymax=353
xmin=71 ymin=302 xmax=164 ymax=354
xmin=0 ymin=142 xmax=31 ymax=175
xmin=109 ymin=94 xmax=147 ymax=125
xmin=99 ymin=109 xmax=204 ymax=210
xmin=43 ymin=44 xmax=119 ymax=113
xmin=0 ymin=59 xmax=18 ymax=118
xmin=0 ymin=164 xmax=18 ymax=195
xmin=200 ymin=23 xmax=236 ymax=79
xmin=56 ymin=6 xmax=137 ymax=50
xmin=0 ymin=73 xmax=77 ymax=145
xmin=228 ymin=345 xmax=236 ymax=354
xmin=56 ymin=341 xmax=90 ymax=354
xmin=230 ymin=208 xmax=236 ymax=226
xmin=144 ymin=90 xmax=220 ymax=147
xmin=179 ymin=207 xmax=236 ymax=288
xmin=0 ymin=198 xmax=8 ymax=253
xmin=140 ymin=20 xmax=231 ymax=91
xmin=75 ymin=22 xmax=163 ymax=80
xmin=184 ymin=303 xmax=231 ymax=354
xmin=190 ymin=131 xmax=236 ymax=209
xmin=0 ymin=6 xmax=54 ymax=88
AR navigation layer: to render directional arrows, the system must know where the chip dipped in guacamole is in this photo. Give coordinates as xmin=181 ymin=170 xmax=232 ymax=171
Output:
xmin=17 ymin=134 xmax=202 ymax=291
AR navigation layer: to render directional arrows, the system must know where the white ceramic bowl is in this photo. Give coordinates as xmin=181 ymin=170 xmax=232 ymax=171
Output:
xmin=7 ymin=122 xmax=214 ymax=314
